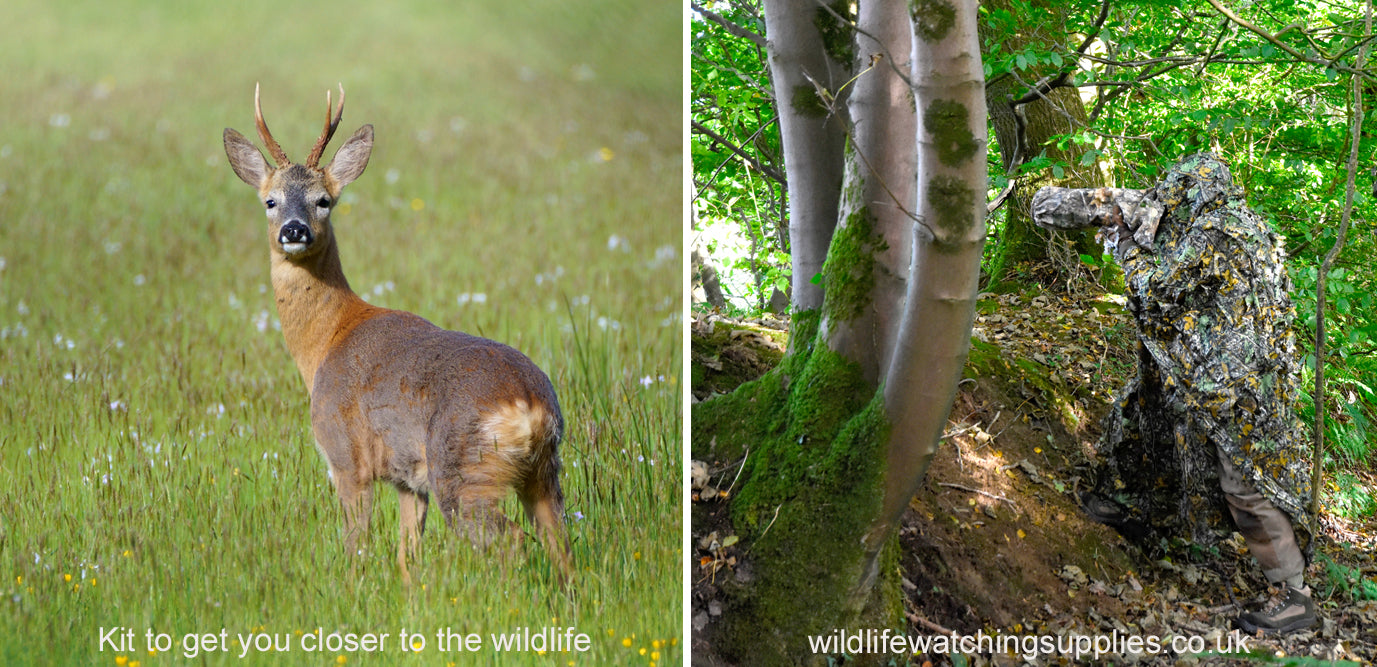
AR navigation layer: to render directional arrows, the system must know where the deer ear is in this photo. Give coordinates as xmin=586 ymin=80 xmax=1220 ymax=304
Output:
xmin=224 ymin=128 xmax=270 ymax=188
xmin=327 ymin=125 xmax=373 ymax=188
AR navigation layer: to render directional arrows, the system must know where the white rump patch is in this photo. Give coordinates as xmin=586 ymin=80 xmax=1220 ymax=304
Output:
xmin=480 ymin=400 xmax=550 ymax=461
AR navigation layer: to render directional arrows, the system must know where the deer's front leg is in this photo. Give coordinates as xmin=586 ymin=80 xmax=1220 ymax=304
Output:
xmin=333 ymin=471 xmax=374 ymax=556
xmin=397 ymin=487 xmax=428 ymax=584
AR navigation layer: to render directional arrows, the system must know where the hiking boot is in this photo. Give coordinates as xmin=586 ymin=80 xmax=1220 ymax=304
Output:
xmin=1080 ymin=491 xmax=1129 ymax=525
xmin=1235 ymin=585 xmax=1316 ymax=636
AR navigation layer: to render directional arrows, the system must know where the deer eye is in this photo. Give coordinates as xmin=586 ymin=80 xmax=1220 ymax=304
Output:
xmin=316 ymin=197 xmax=331 ymax=208
xmin=265 ymin=199 xmax=277 ymax=209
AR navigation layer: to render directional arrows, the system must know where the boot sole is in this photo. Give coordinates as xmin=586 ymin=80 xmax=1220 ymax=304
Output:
xmin=1233 ymin=615 xmax=1315 ymax=636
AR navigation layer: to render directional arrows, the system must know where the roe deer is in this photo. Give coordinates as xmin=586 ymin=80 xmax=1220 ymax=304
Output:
xmin=223 ymin=84 xmax=570 ymax=582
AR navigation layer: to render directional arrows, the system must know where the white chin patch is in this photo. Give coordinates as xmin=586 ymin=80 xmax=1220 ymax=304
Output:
xmin=281 ymin=242 xmax=308 ymax=255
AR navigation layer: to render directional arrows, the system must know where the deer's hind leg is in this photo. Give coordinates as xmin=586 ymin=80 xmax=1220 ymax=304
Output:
xmin=433 ymin=479 xmax=521 ymax=547
xmin=428 ymin=425 xmax=524 ymax=554
xmin=519 ymin=467 xmax=571 ymax=579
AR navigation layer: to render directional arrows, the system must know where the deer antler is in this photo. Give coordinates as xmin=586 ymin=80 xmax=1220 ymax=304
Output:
xmin=306 ymin=84 xmax=345 ymax=168
xmin=254 ymin=83 xmax=291 ymax=166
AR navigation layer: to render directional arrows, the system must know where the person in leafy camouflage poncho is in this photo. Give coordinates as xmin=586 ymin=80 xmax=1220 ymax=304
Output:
xmin=1033 ymin=153 xmax=1315 ymax=636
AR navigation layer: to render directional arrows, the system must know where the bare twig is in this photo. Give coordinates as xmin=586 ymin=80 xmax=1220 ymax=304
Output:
xmin=812 ymin=0 xmax=915 ymax=88
xmin=937 ymin=482 xmax=1021 ymax=515
xmin=723 ymin=447 xmax=750 ymax=497
xmin=987 ymin=179 xmax=1016 ymax=216
xmin=1194 ymin=18 xmax=1233 ymax=78
xmin=940 ymin=423 xmax=979 ymax=441
xmin=906 ymin=612 xmax=957 ymax=636
xmin=798 ymin=69 xmax=933 ymax=235
xmin=997 ymin=458 xmax=1028 ymax=473
xmin=749 ymin=504 xmax=783 ymax=551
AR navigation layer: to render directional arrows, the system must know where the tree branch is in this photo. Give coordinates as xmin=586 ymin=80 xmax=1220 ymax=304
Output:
xmin=1194 ymin=18 xmax=1233 ymax=78
xmin=1009 ymin=70 xmax=1163 ymax=157
xmin=691 ymin=3 xmax=766 ymax=49
xmin=691 ymin=119 xmax=788 ymax=186
xmin=1006 ymin=0 xmax=1113 ymax=106
xmin=1203 ymin=0 xmax=1373 ymax=79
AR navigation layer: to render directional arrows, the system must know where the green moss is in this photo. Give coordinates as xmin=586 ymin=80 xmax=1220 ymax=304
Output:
xmin=820 ymin=207 xmax=887 ymax=324
xmin=966 ymin=337 xmax=1084 ymax=433
xmin=691 ymin=320 xmax=787 ymax=398
xmin=791 ymin=83 xmax=829 ymax=119
xmin=731 ymin=345 xmax=872 ymax=520
xmin=699 ymin=307 xmax=901 ymax=662
xmin=911 ymin=0 xmax=956 ymax=42
xmin=813 ymin=0 xmax=855 ymax=65
xmin=964 ymin=338 xmax=1009 ymax=377
xmin=692 ymin=368 xmax=786 ymax=464
xmin=693 ymin=311 xmax=822 ymax=463
xmin=923 ymin=99 xmax=978 ymax=166
xmin=927 ymin=174 xmax=976 ymax=244
xmin=723 ymin=373 xmax=894 ymax=662
xmin=791 ymin=308 xmax=824 ymax=351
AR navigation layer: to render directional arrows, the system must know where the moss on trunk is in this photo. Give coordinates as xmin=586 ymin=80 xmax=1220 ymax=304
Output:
xmin=693 ymin=310 xmax=904 ymax=665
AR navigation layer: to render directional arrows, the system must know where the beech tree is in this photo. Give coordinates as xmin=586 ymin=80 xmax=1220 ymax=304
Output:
xmin=693 ymin=0 xmax=988 ymax=661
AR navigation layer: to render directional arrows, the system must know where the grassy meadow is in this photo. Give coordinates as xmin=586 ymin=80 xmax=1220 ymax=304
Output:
xmin=0 ymin=0 xmax=682 ymax=664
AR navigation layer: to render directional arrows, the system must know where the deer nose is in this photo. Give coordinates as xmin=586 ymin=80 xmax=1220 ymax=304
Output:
xmin=279 ymin=221 xmax=313 ymax=253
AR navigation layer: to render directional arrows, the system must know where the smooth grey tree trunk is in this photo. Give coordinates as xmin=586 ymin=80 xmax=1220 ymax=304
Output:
xmin=862 ymin=0 xmax=989 ymax=598
xmin=761 ymin=0 xmax=853 ymax=314
xmin=822 ymin=0 xmax=917 ymax=383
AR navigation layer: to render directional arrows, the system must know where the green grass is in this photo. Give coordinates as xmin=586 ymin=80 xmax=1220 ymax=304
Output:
xmin=0 ymin=0 xmax=682 ymax=664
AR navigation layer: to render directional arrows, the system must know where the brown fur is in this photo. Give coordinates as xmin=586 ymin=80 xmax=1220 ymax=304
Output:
xmin=223 ymin=88 xmax=570 ymax=583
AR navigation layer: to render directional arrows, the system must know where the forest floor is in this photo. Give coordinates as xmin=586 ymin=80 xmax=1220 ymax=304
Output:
xmin=690 ymin=292 xmax=1377 ymax=666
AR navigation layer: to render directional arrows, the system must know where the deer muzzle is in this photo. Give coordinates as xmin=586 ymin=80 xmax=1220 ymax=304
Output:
xmin=279 ymin=221 xmax=314 ymax=255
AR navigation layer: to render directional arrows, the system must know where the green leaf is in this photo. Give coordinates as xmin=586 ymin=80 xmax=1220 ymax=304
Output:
xmin=1052 ymin=164 xmax=1065 ymax=179
xmin=810 ymin=272 xmax=823 ymax=285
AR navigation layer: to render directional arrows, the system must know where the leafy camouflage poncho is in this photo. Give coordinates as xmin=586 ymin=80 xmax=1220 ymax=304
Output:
xmin=1092 ymin=153 xmax=1312 ymax=551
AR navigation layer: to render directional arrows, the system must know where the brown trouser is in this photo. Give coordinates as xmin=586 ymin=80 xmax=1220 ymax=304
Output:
xmin=1216 ymin=446 xmax=1306 ymax=586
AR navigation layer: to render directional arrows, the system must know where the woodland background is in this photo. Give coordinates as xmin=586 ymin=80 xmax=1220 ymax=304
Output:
xmin=693 ymin=0 xmax=1376 ymax=513
xmin=691 ymin=0 xmax=1377 ymax=663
